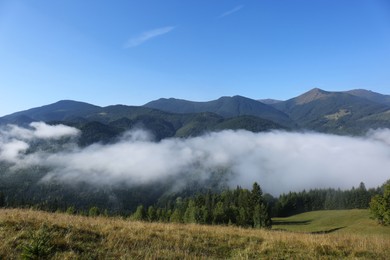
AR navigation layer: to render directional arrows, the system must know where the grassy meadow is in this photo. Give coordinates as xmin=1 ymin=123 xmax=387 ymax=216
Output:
xmin=0 ymin=208 xmax=389 ymax=259
xmin=272 ymin=209 xmax=390 ymax=236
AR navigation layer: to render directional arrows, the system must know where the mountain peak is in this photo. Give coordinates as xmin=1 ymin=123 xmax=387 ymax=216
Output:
xmin=0 ymin=100 xmax=101 ymax=124
xmin=308 ymin=87 xmax=327 ymax=94
xmin=294 ymin=88 xmax=330 ymax=105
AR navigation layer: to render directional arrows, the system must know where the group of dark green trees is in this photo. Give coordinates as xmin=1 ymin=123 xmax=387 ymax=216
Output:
xmin=273 ymin=182 xmax=377 ymax=217
xmin=130 ymin=183 xmax=272 ymax=228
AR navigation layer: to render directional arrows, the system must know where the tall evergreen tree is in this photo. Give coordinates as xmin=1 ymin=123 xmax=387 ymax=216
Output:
xmin=170 ymin=208 xmax=183 ymax=223
xmin=132 ymin=205 xmax=146 ymax=221
xmin=198 ymin=205 xmax=211 ymax=224
xmin=213 ymin=201 xmax=226 ymax=224
xmin=251 ymin=182 xmax=263 ymax=206
xmin=250 ymin=182 xmax=271 ymax=228
xmin=183 ymin=200 xmax=198 ymax=223
xmin=147 ymin=205 xmax=156 ymax=222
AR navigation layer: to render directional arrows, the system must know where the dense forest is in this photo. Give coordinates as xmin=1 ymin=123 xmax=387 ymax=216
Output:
xmin=130 ymin=183 xmax=271 ymax=228
xmin=273 ymin=182 xmax=380 ymax=217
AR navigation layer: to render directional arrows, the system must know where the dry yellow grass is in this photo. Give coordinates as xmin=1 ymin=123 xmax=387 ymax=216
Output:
xmin=0 ymin=208 xmax=389 ymax=259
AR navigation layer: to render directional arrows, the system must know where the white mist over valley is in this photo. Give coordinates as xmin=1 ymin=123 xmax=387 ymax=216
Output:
xmin=1 ymin=122 xmax=389 ymax=195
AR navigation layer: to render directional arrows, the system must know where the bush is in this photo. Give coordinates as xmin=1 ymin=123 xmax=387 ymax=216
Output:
xmin=21 ymin=225 xmax=53 ymax=259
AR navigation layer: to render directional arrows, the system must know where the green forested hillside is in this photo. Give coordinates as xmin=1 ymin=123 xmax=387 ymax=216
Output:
xmin=0 ymin=100 xmax=287 ymax=144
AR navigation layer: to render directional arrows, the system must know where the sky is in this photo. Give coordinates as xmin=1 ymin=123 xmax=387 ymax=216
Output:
xmin=0 ymin=0 xmax=390 ymax=116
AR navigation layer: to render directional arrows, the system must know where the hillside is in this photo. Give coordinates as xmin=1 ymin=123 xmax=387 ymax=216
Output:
xmin=273 ymin=209 xmax=390 ymax=236
xmin=0 ymin=208 xmax=389 ymax=259
xmin=0 ymin=100 xmax=101 ymax=125
xmin=346 ymin=89 xmax=390 ymax=106
xmin=271 ymin=88 xmax=390 ymax=134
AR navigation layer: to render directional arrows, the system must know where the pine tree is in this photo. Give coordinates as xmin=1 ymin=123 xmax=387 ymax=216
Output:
xmin=156 ymin=208 xmax=163 ymax=222
xmin=132 ymin=205 xmax=146 ymax=221
xmin=250 ymin=182 xmax=271 ymax=228
xmin=147 ymin=205 xmax=156 ymax=222
xmin=253 ymin=204 xmax=262 ymax=228
xmin=170 ymin=208 xmax=183 ymax=223
xmin=199 ymin=205 xmax=211 ymax=224
xmin=251 ymin=182 xmax=263 ymax=206
xmin=237 ymin=206 xmax=249 ymax=227
xmin=213 ymin=201 xmax=226 ymax=224
xmin=183 ymin=200 xmax=198 ymax=223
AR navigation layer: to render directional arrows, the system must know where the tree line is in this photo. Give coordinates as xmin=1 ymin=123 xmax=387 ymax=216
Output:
xmin=1 ymin=178 xmax=389 ymax=227
xmin=130 ymin=182 xmax=272 ymax=228
xmin=273 ymin=182 xmax=378 ymax=217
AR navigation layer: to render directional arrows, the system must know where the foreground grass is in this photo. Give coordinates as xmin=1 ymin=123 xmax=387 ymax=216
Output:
xmin=0 ymin=209 xmax=389 ymax=259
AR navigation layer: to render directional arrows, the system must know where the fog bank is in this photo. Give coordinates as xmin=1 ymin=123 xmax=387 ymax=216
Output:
xmin=1 ymin=122 xmax=389 ymax=195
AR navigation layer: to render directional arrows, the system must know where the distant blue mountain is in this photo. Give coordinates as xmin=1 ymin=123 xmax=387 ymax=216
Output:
xmin=1 ymin=88 xmax=389 ymax=140
xmin=144 ymin=95 xmax=295 ymax=128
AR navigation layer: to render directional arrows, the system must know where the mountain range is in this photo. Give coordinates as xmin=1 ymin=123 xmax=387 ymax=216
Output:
xmin=1 ymin=88 xmax=390 ymax=144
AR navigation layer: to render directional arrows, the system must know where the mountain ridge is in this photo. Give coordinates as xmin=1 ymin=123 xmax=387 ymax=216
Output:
xmin=144 ymin=95 xmax=295 ymax=128
xmin=270 ymin=88 xmax=390 ymax=133
xmin=1 ymin=88 xmax=389 ymax=138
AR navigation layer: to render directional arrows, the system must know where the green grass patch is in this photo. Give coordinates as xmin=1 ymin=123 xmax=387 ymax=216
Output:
xmin=272 ymin=209 xmax=390 ymax=236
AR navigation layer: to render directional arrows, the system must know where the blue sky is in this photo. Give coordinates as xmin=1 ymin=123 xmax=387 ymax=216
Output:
xmin=0 ymin=0 xmax=389 ymax=116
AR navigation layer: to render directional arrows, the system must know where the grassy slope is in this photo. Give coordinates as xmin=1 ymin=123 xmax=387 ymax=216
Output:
xmin=272 ymin=209 xmax=390 ymax=236
xmin=1 ymin=209 xmax=389 ymax=259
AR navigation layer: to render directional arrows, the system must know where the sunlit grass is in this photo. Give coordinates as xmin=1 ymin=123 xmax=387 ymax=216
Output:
xmin=0 ymin=208 xmax=389 ymax=259
xmin=272 ymin=209 xmax=390 ymax=236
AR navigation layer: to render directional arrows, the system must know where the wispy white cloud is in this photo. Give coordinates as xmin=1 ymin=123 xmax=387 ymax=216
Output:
xmin=218 ymin=5 xmax=243 ymax=19
xmin=124 ymin=26 xmax=175 ymax=48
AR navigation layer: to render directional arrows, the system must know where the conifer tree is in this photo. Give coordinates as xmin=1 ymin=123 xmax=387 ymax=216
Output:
xmin=213 ymin=201 xmax=226 ymax=224
xmin=183 ymin=200 xmax=198 ymax=223
xmin=250 ymin=182 xmax=271 ymax=228
xmin=199 ymin=205 xmax=211 ymax=224
xmin=147 ymin=205 xmax=156 ymax=222
xmin=132 ymin=205 xmax=146 ymax=221
xmin=170 ymin=208 xmax=183 ymax=223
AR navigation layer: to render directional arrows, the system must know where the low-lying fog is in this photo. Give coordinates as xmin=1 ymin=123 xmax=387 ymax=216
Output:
xmin=1 ymin=122 xmax=389 ymax=195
